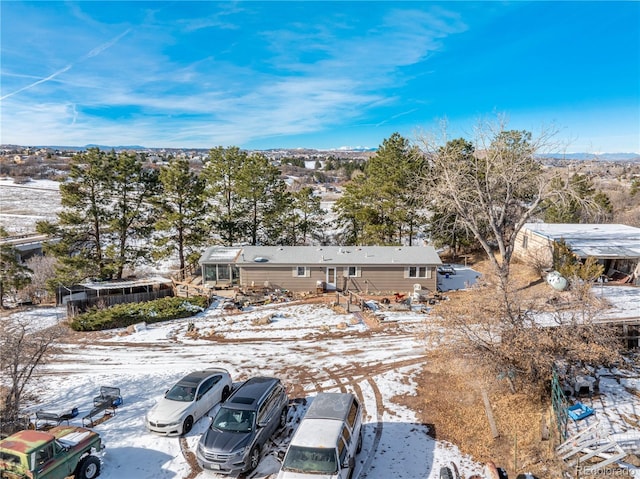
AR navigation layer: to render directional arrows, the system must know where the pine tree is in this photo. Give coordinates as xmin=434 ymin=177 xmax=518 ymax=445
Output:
xmin=154 ymin=158 xmax=208 ymax=272
xmin=37 ymin=148 xmax=113 ymax=283
xmin=0 ymin=228 xmax=32 ymax=308
xmin=202 ymin=146 xmax=248 ymax=246
xmin=543 ymin=173 xmax=613 ymax=223
xmin=334 ymin=133 xmax=424 ymax=245
xmin=281 ymin=186 xmax=326 ymax=245
xmin=107 ymin=151 xmax=159 ymax=278
xmin=37 ymin=148 xmax=158 ymax=283
xmin=237 ymin=153 xmax=288 ymax=245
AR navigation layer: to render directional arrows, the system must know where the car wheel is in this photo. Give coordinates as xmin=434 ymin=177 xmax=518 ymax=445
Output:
xmin=76 ymin=455 xmax=100 ymax=479
xmin=279 ymin=406 xmax=288 ymax=428
xmin=221 ymin=386 xmax=231 ymax=401
xmin=182 ymin=415 xmax=194 ymax=435
xmin=356 ymin=431 xmax=362 ymax=453
xmin=246 ymin=445 xmax=260 ymax=472
xmin=439 ymin=466 xmax=454 ymax=479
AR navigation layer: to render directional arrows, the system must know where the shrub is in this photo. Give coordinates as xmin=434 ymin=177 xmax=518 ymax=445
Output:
xmin=71 ymin=296 xmax=209 ymax=331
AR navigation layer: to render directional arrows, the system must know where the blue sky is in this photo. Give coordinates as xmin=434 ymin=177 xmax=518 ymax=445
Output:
xmin=1 ymin=1 xmax=639 ymax=152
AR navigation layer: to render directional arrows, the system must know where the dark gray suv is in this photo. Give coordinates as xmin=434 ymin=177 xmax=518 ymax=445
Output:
xmin=196 ymin=376 xmax=288 ymax=475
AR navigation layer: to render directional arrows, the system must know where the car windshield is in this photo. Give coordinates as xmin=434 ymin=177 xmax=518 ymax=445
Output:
xmin=282 ymin=446 xmax=338 ymax=474
xmin=165 ymin=383 xmax=196 ymax=402
xmin=211 ymin=407 xmax=255 ymax=433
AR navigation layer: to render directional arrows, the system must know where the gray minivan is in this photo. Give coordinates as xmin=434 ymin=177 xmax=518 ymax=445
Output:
xmin=196 ymin=376 xmax=288 ymax=475
xmin=277 ymin=392 xmax=363 ymax=479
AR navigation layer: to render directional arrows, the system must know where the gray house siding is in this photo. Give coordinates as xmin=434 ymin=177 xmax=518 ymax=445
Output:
xmin=240 ymin=265 xmax=323 ymax=291
xmin=200 ymin=245 xmax=441 ymax=293
xmin=359 ymin=265 xmax=436 ymax=293
xmin=239 ymin=264 xmax=436 ymax=293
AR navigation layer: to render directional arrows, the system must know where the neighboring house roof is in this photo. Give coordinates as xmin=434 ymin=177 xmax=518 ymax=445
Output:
xmin=523 ymin=223 xmax=640 ymax=259
xmin=80 ymin=276 xmax=172 ymax=291
xmin=200 ymin=245 xmax=442 ymax=266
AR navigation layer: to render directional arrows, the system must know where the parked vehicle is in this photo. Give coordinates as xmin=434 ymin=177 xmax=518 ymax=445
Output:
xmin=0 ymin=425 xmax=103 ymax=479
xmin=145 ymin=368 xmax=232 ymax=436
xmin=277 ymin=392 xmax=363 ymax=479
xmin=196 ymin=376 xmax=288 ymax=475
xmin=437 ymin=264 xmax=456 ymax=275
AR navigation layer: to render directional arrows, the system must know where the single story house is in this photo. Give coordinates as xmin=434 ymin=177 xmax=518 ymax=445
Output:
xmin=514 ymin=223 xmax=640 ymax=282
xmin=198 ymin=245 xmax=442 ymax=294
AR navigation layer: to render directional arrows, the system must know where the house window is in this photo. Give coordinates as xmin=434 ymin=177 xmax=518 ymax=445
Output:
xmin=406 ymin=266 xmax=432 ymax=279
xmin=345 ymin=266 xmax=361 ymax=277
xmin=522 ymin=235 xmax=529 ymax=249
xmin=293 ymin=266 xmax=309 ymax=277
xmin=203 ymin=264 xmax=238 ymax=283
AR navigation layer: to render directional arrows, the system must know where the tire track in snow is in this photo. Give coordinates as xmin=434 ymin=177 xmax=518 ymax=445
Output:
xmin=179 ymin=436 xmax=201 ymax=479
xmin=356 ymin=378 xmax=385 ymax=479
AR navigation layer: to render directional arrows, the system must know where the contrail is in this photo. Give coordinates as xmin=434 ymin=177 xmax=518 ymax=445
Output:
xmin=83 ymin=29 xmax=131 ymax=60
xmin=375 ymin=108 xmax=419 ymax=127
xmin=0 ymin=64 xmax=73 ymax=100
xmin=0 ymin=29 xmax=131 ymax=101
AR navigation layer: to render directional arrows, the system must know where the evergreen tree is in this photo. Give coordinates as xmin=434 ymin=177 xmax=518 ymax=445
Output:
xmin=154 ymin=158 xmax=208 ymax=273
xmin=281 ymin=186 xmax=326 ymax=245
xmin=334 ymin=175 xmax=368 ymax=245
xmin=0 ymin=228 xmax=32 ymax=308
xmin=37 ymin=148 xmax=158 ymax=284
xmin=202 ymin=146 xmax=248 ymax=246
xmin=426 ymin=139 xmax=481 ymax=254
xmin=237 ymin=153 xmax=288 ymax=245
xmin=543 ymin=173 xmax=613 ymax=223
xmin=37 ymin=148 xmax=113 ymax=283
xmin=334 ymin=133 xmax=424 ymax=245
xmin=107 ymin=151 xmax=159 ymax=278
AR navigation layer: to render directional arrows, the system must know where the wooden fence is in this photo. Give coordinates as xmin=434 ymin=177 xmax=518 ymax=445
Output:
xmin=66 ymin=289 xmax=174 ymax=317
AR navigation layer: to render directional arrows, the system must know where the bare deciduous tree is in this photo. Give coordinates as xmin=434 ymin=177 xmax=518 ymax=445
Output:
xmin=428 ymin=277 xmax=621 ymax=394
xmin=417 ymin=118 xmax=560 ymax=298
xmin=418 ymin=117 xmax=622 ymax=392
xmin=23 ymin=255 xmax=58 ymax=304
xmin=0 ymin=318 xmax=64 ymax=422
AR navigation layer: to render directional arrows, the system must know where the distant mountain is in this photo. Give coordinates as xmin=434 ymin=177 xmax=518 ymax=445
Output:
xmin=3 ymin=144 xmax=638 ymax=161
xmin=539 ymin=152 xmax=640 ymax=161
xmin=84 ymin=144 xmax=148 ymax=150
xmin=334 ymin=146 xmax=377 ymax=152
xmin=0 ymin=144 xmax=148 ymax=152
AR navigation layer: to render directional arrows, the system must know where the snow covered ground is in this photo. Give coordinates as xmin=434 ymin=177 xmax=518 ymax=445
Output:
xmin=4 ymin=280 xmax=639 ymax=479
xmin=2 ymin=178 xmax=639 ymax=477
xmin=7 ymin=300 xmax=484 ymax=479
xmin=0 ymin=177 xmax=61 ymax=234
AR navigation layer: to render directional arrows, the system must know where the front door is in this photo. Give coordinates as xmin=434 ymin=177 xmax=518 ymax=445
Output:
xmin=326 ymin=267 xmax=337 ymax=291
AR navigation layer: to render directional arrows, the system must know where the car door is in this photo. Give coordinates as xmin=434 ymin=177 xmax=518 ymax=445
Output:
xmin=346 ymin=397 xmax=362 ymax=449
xmin=264 ymin=386 xmax=283 ymax=437
xmin=256 ymin=388 xmax=277 ymax=446
xmin=37 ymin=442 xmax=73 ymax=479
xmin=195 ymin=376 xmax=216 ymax=419
xmin=337 ymin=436 xmax=351 ymax=479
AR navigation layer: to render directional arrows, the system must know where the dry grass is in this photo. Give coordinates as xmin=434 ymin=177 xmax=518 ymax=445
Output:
xmin=406 ymin=256 xmax=567 ymax=477
xmin=412 ymin=349 xmax=562 ymax=477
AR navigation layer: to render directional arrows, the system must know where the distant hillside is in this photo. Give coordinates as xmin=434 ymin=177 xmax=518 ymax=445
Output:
xmin=2 ymin=144 xmax=638 ymax=161
xmin=84 ymin=144 xmax=147 ymax=150
xmin=539 ymin=152 xmax=640 ymax=161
